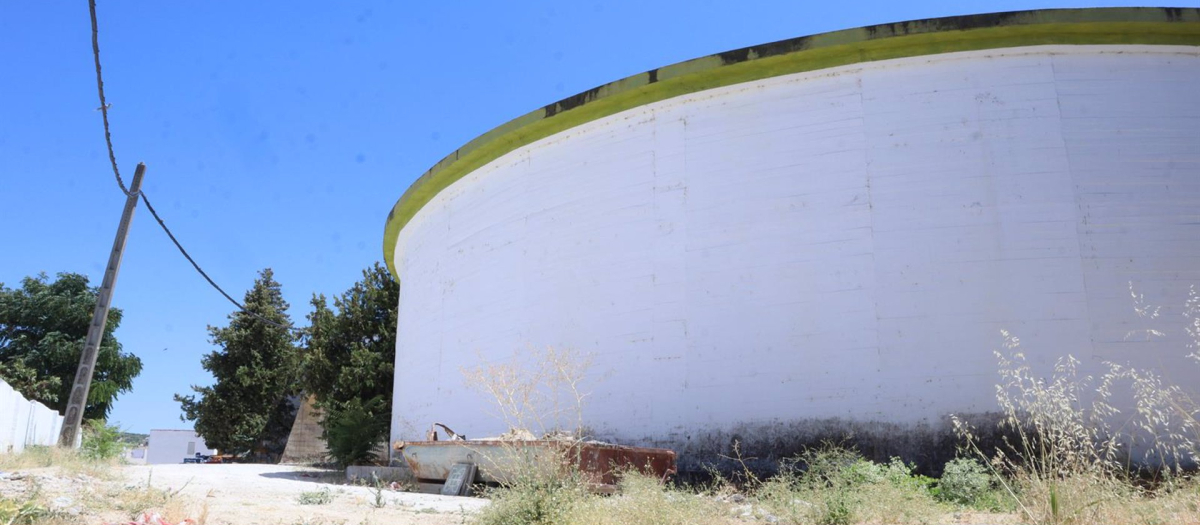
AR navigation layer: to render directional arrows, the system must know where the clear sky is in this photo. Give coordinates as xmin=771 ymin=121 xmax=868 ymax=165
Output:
xmin=0 ymin=0 xmax=1182 ymax=433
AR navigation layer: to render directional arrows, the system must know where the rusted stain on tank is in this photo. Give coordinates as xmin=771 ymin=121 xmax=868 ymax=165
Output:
xmin=398 ymin=440 xmax=676 ymax=486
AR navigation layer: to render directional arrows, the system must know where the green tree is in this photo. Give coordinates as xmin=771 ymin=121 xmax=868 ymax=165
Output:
xmin=302 ymin=262 xmax=399 ymax=464
xmin=0 ymin=359 xmax=61 ymax=404
xmin=175 ymin=268 xmax=300 ymax=457
xmin=0 ymin=272 xmax=143 ymax=419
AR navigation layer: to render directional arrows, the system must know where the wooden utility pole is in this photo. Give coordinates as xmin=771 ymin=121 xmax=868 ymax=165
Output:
xmin=58 ymin=163 xmax=146 ymax=447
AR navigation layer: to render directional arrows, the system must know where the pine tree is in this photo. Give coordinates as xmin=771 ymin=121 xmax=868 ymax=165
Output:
xmin=175 ymin=268 xmax=300 ymax=457
xmin=302 ymin=262 xmax=398 ymax=465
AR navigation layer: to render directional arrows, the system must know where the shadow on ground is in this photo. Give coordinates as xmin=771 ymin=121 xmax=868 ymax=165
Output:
xmin=258 ymin=468 xmax=347 ymax=485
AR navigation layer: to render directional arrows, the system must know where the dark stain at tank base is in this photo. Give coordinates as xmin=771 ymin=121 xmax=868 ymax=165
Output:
xmin=637 ymin=414 xmax=1018 ymax=478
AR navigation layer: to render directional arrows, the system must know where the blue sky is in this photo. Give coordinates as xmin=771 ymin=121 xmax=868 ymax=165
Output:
xmin=0 ymin=0 xmax=1179 ymax=433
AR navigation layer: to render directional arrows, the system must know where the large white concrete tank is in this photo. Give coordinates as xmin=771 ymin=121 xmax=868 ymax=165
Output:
xmin=383 ymin=8 xmax=1200 ymax=469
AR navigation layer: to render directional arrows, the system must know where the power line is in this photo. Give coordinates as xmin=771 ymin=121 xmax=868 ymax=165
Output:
xmin=87 ymin=0 xmax=301 ymax=334
xmin=139 ymin=194 xmax=302 ymax=333
xmin=89 ymin=0 xmax=134 ymax=198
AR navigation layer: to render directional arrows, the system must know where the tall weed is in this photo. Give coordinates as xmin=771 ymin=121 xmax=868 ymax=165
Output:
xmin=953 ymin=323 xmax=1200 ymax=524
xmin=81 ymin=419 xmax=124 ymax=460
xmin=460 ymin=346 xmax=593 ymax=440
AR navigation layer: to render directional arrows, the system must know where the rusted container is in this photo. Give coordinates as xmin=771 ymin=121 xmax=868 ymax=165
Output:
xmin=396 ymin=440 xmax=676 ymax=487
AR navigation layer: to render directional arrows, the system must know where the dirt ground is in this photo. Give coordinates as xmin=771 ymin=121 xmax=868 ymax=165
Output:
xmin=4 ymin=463 xmax=487 ymax=525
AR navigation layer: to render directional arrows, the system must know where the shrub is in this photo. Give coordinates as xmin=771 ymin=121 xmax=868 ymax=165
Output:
xmin=756 ymin=445 xmax=942 ymax=525
xmin=938 ymin=458 xmax=990 ymax=505
xmin=0 ymin=497 xmax=51 ymax=525
xmin=473 ymin=466 xmax=590 ymax=525
xmin=322 ymin=396 xmax=388 ymax=467
xmin=81 ymin=419 xmax=124 ymax=460
xmin=296 ymin=488 xmax=333 ymax=505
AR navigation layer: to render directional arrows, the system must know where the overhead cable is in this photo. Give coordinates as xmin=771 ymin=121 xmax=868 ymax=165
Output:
xmin=88 ymin=0 xmax=301 ymax=334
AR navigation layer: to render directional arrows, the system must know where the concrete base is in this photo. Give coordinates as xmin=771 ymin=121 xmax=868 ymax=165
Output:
xmin=345 ymin=465 xmax=415 ymax=484
xmin=280 ymin=395 xmax=330 ymax=464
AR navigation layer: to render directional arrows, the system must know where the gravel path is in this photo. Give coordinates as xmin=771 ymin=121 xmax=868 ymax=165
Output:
xmin=4 ymin=463 xmax=487 ymax=525
xmin=122 ymin=463 xmax=487 ymax=524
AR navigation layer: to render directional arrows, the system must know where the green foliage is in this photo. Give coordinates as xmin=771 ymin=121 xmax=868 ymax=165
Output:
xmin=474 ymin=467 xmax=590 ymax=525
xmin=0 ymin=359 xmax=61 ymax=404
xmin=301 ymin=263 xmax=398 ymax=462
xmin=756 ymin=445 xmax=945 ymax=525
xmin=81 ymin=420 xmax=124 ymax=460
xmin=117 ymin=432 xmax=148 ymax=447
xmin=323 ymin=396 xmax=388 ymax=467
xmin=794 ymin=448 xmax=869 ymax=525
xmin=369 ymin=473 xmax=387 ymax=508
xmin=175 ymin=269 xmax=300 ymax=457
xmin=938 ymin=457 xmax=992 ymax=506
xmin=477 ymin=469 xmax=731 ymax=525
xmin=0 ymin=273 xmax=143 ymax=419
xmin=296 ymin=488 xmax=333 ymax=505
xmin=0 ymin=497 xmax=52 ymax=525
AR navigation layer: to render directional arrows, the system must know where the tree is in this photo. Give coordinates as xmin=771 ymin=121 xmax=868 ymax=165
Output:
xmin=302 ymin=262 xmax=399 ymax=464
xmin=0 ymin=359 xmax=61 ymax=404
xmin=0 ymin=272 xmax=143 ymax=419
xmin=175 ymin=268 xmax=300 ymax=457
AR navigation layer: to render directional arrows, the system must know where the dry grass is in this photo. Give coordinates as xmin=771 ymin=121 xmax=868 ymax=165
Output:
xmin=571 ymin=473 xmax=733 ymax=525
xmin=0 ymin=446 xmax=121 ymax=480
xmin=460 ymin=345 xmax=593 ymax=441
xmin=752 ymin=447 xmax=950 ymax=525
xmin=0 ymin=449 xmax=206 ymax=525
xmin=953 ymin=319 xmax=1200 ymax=524
xmin=474 ymin=470 xmax=732 ymax=525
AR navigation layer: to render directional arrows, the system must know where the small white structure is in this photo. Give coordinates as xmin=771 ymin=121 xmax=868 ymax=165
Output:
xmin=124 ymin=446 xmax=148 ymax=465
xmin=146 ymin=430 xmax=214 ymax=464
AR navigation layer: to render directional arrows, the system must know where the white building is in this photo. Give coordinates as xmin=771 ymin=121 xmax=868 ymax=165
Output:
xmin=124 ymin=446 xmax=148 ymax=465
xmin=382 ymin=8 xmax=1200 ymax=469
xmin=146 ymin=430 xmax=215 ymax=465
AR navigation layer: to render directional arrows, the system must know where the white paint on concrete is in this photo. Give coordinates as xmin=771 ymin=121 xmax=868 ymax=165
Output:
xmin=146 ymin=429 xmax=215 ymax=464
xmin=389 ymin=46 xmax=1200 ymax=452
xmin=0 ymin=378 xmax=63 ymax=453
xmin=125 ymin=446 xmax=148 ymax=464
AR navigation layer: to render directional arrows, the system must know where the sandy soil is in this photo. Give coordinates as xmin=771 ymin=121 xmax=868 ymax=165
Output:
xmin=5 ymin=463 xmax=487 ymax=525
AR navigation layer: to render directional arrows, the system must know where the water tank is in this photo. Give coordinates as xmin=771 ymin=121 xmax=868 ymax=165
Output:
xmin=383 ymin=8 xmax=1200 ymax=468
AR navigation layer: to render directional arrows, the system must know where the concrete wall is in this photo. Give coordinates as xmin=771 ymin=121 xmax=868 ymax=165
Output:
xmin=125 ymin=446 xmax=148 ymax=465
xmin=0 ymin=378 xmax=64 ymax=453
xmin=389 ymin=46 xmax=1200 ymax=465
xmin=280 ymin=395 xmax=330 ymax=464
xmin=146 ymin=430 xmax=214 ymax=464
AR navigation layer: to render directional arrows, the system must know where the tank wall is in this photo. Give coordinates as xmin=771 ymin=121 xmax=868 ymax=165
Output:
xmin=390 ymin=46 xmax=1200 ymax=457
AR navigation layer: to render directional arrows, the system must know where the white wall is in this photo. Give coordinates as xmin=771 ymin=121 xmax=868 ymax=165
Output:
xmin=0 ymin=378 xmax=64 ymax=453
xmin=125 ymin=446 xmax=148 ymax=464
xmin=146 ymin=430 xmax=214 ymax=464
xmin=390 ymin=46 xmax=1200 ymax=456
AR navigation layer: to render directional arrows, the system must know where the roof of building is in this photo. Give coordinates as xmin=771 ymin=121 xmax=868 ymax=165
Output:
xmin=382 ymin=7 xmax=1200 ymax=277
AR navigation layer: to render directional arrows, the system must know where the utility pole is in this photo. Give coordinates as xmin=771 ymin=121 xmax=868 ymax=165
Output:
xmin=58 ymin=163 xmax=146 ymax=447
